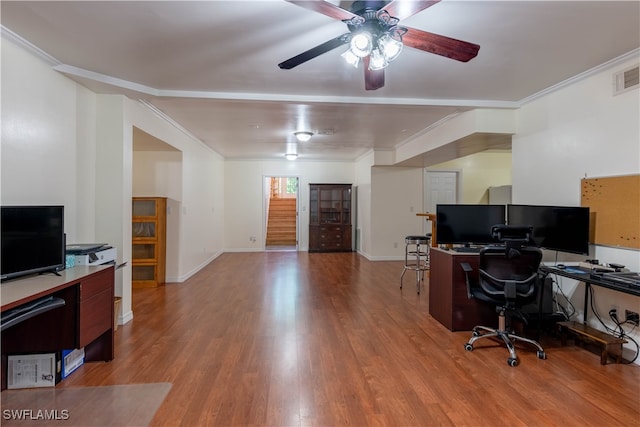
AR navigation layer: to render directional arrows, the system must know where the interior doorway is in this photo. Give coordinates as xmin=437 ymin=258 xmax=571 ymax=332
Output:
xmin=264 ymin=176 xmax=299 ymax=251
xmin=424 ymin=170 xmax=459 ymax=234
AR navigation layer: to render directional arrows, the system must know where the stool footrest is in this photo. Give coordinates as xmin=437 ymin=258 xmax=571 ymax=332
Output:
xmin=401 ymin=235 xmax=431 ymax=294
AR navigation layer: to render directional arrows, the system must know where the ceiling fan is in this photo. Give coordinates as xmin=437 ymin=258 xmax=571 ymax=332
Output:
xmin=278 ymin=0 xmax=480 ymax=90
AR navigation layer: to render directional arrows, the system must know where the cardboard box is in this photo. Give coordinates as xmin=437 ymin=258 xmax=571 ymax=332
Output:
xmin=7 ymin=353 xmax=57 ymax=389
xmin=61 ymin=348 xmax=84 ymax=379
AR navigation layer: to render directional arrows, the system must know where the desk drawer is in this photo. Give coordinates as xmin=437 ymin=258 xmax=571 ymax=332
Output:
xmin=318 ymin=232 xmax=344 ymax=244
xmin=80 ymin=270 xmax=113 ymax=300
xmin=79 ymin=290 xmax=112 ymax=347
xmin=78 ymin=267 xmax=114 ymax=348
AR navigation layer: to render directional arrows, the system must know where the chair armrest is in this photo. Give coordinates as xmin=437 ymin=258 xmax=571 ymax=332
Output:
xmin=460 ymin=262 xmax=474 ymax=299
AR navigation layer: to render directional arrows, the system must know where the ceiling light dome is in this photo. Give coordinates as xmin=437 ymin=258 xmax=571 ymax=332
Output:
xmin=294 ymin=131 xmax=313 ymax=142
xmin=285 ymin=153 xmax=298 ymax=161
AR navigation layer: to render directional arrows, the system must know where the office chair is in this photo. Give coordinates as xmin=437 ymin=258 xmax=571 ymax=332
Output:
xmin=460 ymin=225 xmax=547 ymax=367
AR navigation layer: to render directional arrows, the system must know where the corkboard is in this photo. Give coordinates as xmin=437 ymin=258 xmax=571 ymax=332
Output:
xmin=581 ymin=174 xmax=640 ymax=249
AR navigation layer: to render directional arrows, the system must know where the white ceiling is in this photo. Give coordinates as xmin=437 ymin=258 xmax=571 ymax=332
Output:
xmin=2 ymin=1 xmax=639 ymax=161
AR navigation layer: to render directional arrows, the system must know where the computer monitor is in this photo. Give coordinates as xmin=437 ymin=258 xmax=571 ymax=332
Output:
xmin=436 ymin=204 xmax=506 ymax=246
xmin=507 ymin=204 xmax=590 ymax=255
xmin=1 ymin=205 xmax=65 ymax=281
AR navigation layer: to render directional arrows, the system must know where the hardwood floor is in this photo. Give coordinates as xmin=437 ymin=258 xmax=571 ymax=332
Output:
xmin=60 ymin=252 xmax=640 ymax=426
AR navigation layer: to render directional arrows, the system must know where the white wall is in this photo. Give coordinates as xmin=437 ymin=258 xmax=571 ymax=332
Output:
xmin=513 ymin=56 xmax=640 ymax=361
xmin=224 ymin=160 xmax=354 ymax=251
xmin=429 ymin=151 xmax=512 ymax=204
xmin=1 ymin=38 xmax=96 ymax=243
xmin=354 ymin=151 xmax=375 ymax=257
xmin=133 ymin=150 xmax=183 ymax=199
xmin=369 ymin=167 xmax=424 ymax=260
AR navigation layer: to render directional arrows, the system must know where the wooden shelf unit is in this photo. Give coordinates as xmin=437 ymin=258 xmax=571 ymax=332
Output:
xmin=309 ymin=184 xmax=352 ymax=252
xmin=132 ymin=197 xmax=167 ymax=287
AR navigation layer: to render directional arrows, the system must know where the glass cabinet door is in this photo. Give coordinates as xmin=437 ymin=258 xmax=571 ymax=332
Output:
xmin=132 ymin=243 xmax=156 ymax=260
xmin=319 ymin=188 xmax=341 ymax=224
xmin=310 ymin=187 xmax=318 ymax=224
xmin=341 ymin=188 xmax=351 ymax=224
xmin=133 ymin=221 xmax=156 ymax=238
xmin=133 ymin=199 xmax=157 ymax=217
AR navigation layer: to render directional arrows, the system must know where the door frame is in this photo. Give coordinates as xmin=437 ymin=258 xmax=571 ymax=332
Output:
xmin=262 ymin=175 xmax=300 ymax=251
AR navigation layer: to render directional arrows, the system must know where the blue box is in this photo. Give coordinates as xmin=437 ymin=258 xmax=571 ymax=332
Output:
xmin=61 ymin=348 xmax=84 ymax=379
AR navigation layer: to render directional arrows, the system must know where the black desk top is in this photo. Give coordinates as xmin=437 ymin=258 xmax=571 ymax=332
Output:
xmin=540 ymin=265 xmax=640 ymax=297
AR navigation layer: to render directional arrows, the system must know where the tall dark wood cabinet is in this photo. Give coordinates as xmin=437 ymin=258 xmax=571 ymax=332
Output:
xmin=309 ymin=184 xmax=352 ymax=252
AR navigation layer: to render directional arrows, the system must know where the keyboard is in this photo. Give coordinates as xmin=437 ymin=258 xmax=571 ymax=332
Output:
xmin=454 ymin=247 xmax=482 ymax=253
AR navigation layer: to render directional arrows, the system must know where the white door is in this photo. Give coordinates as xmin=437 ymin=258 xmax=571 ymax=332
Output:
xmin=425 ymin=171 xmax=458 ymax=214
xmin=424 ymin=171 xmax=458 ymax=237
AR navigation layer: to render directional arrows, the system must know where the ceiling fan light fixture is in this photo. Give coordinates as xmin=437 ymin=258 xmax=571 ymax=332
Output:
xmin=340 ymin=49 xmax=360 ymax=68
xmin=378 ymin=32 xmax=403 ymax=62
xmin=294 ymin=131 xmax=313 ymax=142
xmin=350 ymin=31 xmax=373 ymax=58
xmin=368 ymin=49 xmax=388 ymax=71
xmin=341 ymin=49 xmax=360 ymax=68
xmin=285 ymin=153 xmax=298 ymax=161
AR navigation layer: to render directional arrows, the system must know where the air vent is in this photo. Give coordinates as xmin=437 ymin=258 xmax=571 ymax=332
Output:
xmin=613 ymin=65 xmax=639 ymax=95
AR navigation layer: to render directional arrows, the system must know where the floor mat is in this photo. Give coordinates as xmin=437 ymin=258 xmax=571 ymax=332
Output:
xmin=1 ymin=383 xmax=172 ymax=426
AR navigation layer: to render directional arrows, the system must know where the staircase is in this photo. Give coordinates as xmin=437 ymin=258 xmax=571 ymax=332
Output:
xmin=266 ymin=198 xmax=297 ymax=246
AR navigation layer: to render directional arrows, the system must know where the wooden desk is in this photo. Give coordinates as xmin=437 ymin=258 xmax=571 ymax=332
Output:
xmin=1 ymin=265 xmax=115 ymax=390
xmin=429 ymin=247 xmax=496 ymax=331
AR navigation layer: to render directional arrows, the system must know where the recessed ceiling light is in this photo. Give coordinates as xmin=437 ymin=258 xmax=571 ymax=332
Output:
xmin=285 ymin=153 xmax=298 ymax=161
xmin=294 ymin=131 xmax=313 ymax=142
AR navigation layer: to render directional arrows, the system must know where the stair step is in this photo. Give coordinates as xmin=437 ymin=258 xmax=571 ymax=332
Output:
xmin=266 ymin=198 xmax=297 ymax=245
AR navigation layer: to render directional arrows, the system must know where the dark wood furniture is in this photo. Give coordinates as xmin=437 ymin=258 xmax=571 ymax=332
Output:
xmin=557 ymin=320 xmax=627 ymax=364
xmin=428 ymin=247 xmax=496 ymax=331
xmin=132 ymin=197 xmax=167 ymax=287
xmin=308 ymin=184 xmax=352 ymax=252
xmin=1 ymin=265 xmax=115 ymax=390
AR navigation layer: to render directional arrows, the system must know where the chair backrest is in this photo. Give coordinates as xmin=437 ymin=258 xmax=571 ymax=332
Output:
xmin=477 ymin=245 xmax=543 ymax=307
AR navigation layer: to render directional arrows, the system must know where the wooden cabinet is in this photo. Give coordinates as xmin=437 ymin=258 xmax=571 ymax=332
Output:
xmin=309 ymin=184 xmax=352 ymax=252
xmin=132 ymin=197 xmax=167 ymax=287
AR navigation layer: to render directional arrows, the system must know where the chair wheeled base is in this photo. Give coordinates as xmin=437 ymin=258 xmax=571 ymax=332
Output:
xmin=463 ymin=309 xmax=547 ymax=367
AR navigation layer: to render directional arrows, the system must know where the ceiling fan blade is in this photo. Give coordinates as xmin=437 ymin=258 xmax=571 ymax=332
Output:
xmin=381 ymin=0 xmax=440 ymax=21
xmin=285 ymin=0 xmax=359 ymax=21
xmin=278 ymin=34 xmax=350 ymax=70
xmin=363 ymin=57 xmax=385 ymax=91
xmin=403 ymin=27 xmax=480 ymax=62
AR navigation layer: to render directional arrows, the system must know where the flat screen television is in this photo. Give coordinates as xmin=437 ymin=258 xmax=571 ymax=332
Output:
xmin=436 ymin=204 xmax=506 ymax=246
xmin=1 ymin=206 xmax=65 ymax=281
xmin=507 ymin=204 xmax=590 ymax=255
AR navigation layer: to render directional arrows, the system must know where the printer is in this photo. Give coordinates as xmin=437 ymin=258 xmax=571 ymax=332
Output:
xmin=66 ymin=243 xmax=117 ymax=266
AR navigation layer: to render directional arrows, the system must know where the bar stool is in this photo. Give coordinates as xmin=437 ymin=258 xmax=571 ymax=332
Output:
xmin=400 ymin=234 xmax=431 ymax=294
